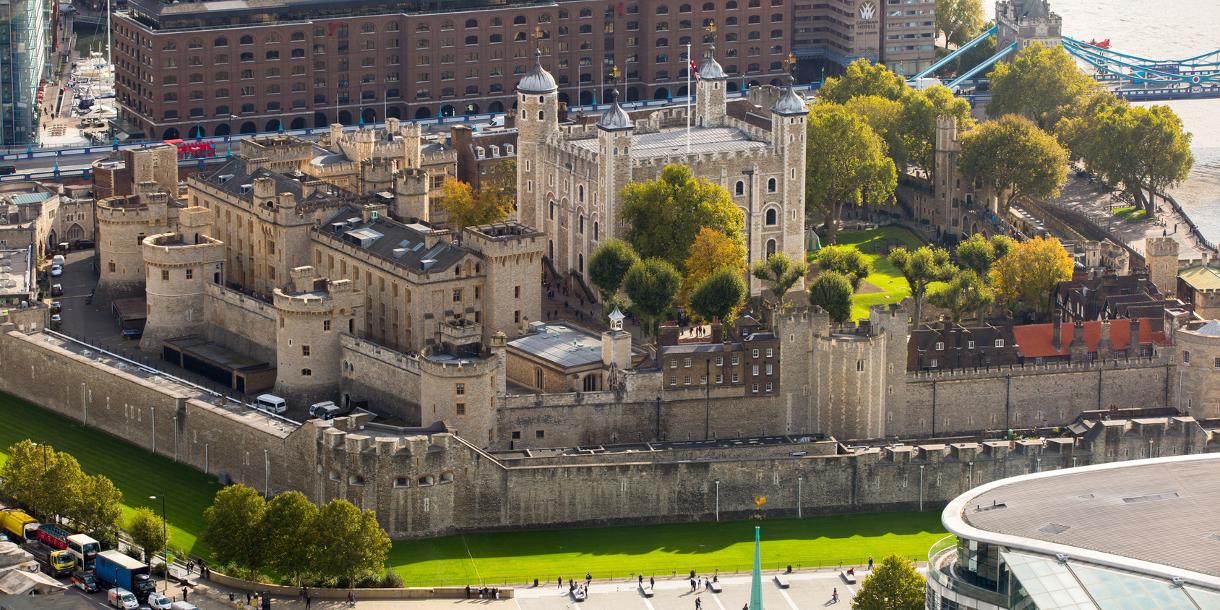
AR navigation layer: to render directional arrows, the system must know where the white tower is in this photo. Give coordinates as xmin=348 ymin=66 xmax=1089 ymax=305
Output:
xmin=514 ymin=50 xmax=559 ymax=232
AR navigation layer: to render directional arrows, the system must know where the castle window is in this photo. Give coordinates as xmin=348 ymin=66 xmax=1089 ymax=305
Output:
xmin=456 ymin=383 xmax=465 ymax=395
xmin=752 ymin=365 xmax=759 ymax=376
xmin=324 ymin=320 xmax=331 ymax=331
xmin=715 ymin=356 xmax=723 ymax=366
xmin=735 ymin=181 xmax=745 ymax=196
xmin=511 ymin=431 xmax=521 ymax=440
xmin=732 ymin=355 xmax=740 ymax=366
xmin=765 ymin=363 xmax=772 ymax=375
xmin=994 ymin=339 xmax=1005 ymax=348
xmin=394 ymin=477 xmax=409 ymax=487
xmin=967 ymin=340 xmax=975 ymax=349
xmin=1184 ymin=350 xmax=1191 ymax=363
xmin=1214 ymin=357 xmax=1220 ymax=369
xmin=302 ymin=345 xmax=310 ymax=356
xmin=767 ymin=177 xmax=777 ymax=192
xmin=857 ymin=359 xmax=864 ymax=371
xmin=440 ymin=472 xmax=455 ymax=483
xmin=765 ymin=382 xmax=772 ymax=392
xmin=301 ymin=368 xmax=312 ymax=376
xmin=752 ymin=349 xmax=759 ymax=358
xmin=935 ymin=342 xmax=944 ymax=351
xmin=418 ymin=475 xmax=434 ymax=486
xmin=161 ymin=270 xmax=169 ymax=281
xmin=752 ymin=383 xmax=759 ymax=393
xmin=765 ymin=208 xmax=777 ymax=226
xmin=593 ymin=222 xmax=599 ymax=240
xmin=766 ymin=239 xmax=777 ymax=257
xmin=452 ymin=289 xmax=462 ymax=302
xmin=456 ymin=403 xmax=466 ymax=415
xmin=670 ymin=360 xmax=678 ymax=369
xmin=536 ymin=430 xmax=545 ymax=439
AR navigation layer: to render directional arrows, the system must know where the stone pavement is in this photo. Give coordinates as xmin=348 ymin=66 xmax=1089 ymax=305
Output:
xmin=1046 ymin=173 xmax=1209 ymax=260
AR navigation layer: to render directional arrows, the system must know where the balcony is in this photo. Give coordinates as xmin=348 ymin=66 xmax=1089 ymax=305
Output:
xmin=927 ymin=535 xmax=1009 ymax=608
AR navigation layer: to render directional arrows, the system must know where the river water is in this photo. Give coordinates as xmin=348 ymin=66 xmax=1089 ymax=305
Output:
xmin=986 ymin=0 xmax=1220 ymax=242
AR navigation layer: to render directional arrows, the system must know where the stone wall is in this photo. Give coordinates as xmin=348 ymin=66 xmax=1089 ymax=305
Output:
xmin=202 ymin=284 xmax=276 ymax=363
xmin=339 ymin=335 xmax=422 ymax=423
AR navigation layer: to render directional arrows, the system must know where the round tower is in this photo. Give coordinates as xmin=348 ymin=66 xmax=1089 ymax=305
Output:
xmin=515 ymin=49 xmax=559 ymax=231
xmin=95 ymin=188 xmax=172 ymax=301
xmin=273 ymin=266 xmax=361 ymax=406
xmin=139 ymin=207 xmax=226 ymax=352
xmin=695 ymin=46 xmax=729 ymax=128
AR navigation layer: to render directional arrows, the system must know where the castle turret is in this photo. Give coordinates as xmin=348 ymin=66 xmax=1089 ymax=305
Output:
xmin=596 ymin=90 xmax=635 ymax=252
xmin=601 ymin=307 xmax=633 ymax=371
xmin=392 ymin=168 xmax=430 ymax=222
xmin=95 ymin=188 xmax=175 ymax=300
xmin=273 ymin=266 xmax=362 ymax=405
xmin=695 ymin=47 xmax=728 ymax=128
xmin=138 ymin=207 xmax=226 ymax=352
xmin=1145 ymin=236 xmax=1179 ymax=297
xmin=515 ymin=50 xmax=559 ymax=231
xmin=461 ymin=222 xmax=546 ymax=341
xmin=770 ymin=84 xmax=808 ymax=295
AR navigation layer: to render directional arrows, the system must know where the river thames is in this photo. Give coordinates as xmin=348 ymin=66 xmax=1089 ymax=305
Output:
xmin=987 ymin=0 xmax=1220 ymax=243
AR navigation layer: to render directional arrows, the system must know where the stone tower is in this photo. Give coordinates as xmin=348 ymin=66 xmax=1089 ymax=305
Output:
xmin=596 ymin=91 xmax=635 ymax=247
xmin=95 ymin=184 xmax=175 ymax=300
xmin=273 ymin=266 xmax=362 ymax=405
xmin=514 ymin=50 xmax=559 ymax=231
xmin=461 ymin=222 xmax=546 ymax=341
xmin=359 ymin=157 xmax=396 ymax=196
xmin=933 ymin=114 xmax=961 ymax=239
xmin=601 ymin=307 xmax=632 ymax=371
xmin=1145 ymin=236 xmax=1180 ymax=297
xmin=138 ymin=207 xmax=226 ymax=352
xmin=996 ymin=0 xmax=1063 ymax=52
xmin=393 ymin=168 xmax=430 ymax=222
xmin=695 ymin=47 xmax=728 ymax=128
xmin=770 ymin=85 xmax=809 ymax=287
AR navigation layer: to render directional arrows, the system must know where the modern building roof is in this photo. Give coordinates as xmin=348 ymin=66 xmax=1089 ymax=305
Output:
xmin=507 ymin=323 xmax=603 ymax=369
xmin=1179 ymin=265 xmax=1220 ymax=291
xmin=517 ymin=50 xmax=558 ymax=94
xmin=5 ymin=192 xmax=52 ymax=206
xmin=945 ymin=453 xmax=1220 ymax=590
xmin=1011 ymin=318 xmax=1167 ymax=358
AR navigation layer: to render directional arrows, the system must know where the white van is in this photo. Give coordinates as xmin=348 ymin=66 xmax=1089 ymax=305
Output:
xmin=51 ymin=254 xmax=65 ymax=266
xmin=107 ymin=587 xmax=138 ymax=609
xmin=308 ymin=400 xmax=342 ymax=420
xmin=169 ymin=602 xmax=199 ymax=610
xmin=254 ymin=394 xmax=287 ymax=414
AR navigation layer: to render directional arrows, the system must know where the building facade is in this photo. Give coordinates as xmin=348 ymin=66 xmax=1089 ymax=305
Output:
xmin=791 ymin=0 xmax=937 ymax=78
xmin=0 ymin=0 xmax=51 ymax=146
xmin=110 ymin=0 xmax=791 ymax=140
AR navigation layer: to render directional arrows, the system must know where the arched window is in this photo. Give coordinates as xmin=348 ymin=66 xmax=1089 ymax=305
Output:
xmin=766 ymin=239 xmax=777 ymax=257
xmin=213 ymin=36 xmax=228 ymax=47
xmin=656 ymin=4 xmax=669 ymax=14
xmin=765 ymin=208 xmax=777 ymax=225
xmin=578 ymin=185 xmax=585 ymax=202
xmin=767 ymin=177 xmax=777 ymax=193
xmin=735 ymin=180 xmax=745 ymax=196
xmin=239 ymin=35 xmax=253 ymax=45
xmin=578 ymin=253 xmax=584 ymax=273
xmin=466 ymin=18 xmax=478 ymax=28
xmin=593 ymin=222 xmax=599 ymax=241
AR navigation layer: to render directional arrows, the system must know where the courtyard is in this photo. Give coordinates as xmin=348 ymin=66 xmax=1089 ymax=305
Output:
xmin=827 ymin=226 xmax=925 ymax=320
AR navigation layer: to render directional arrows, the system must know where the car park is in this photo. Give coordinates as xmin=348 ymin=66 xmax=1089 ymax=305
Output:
xmin=308 ymin=401 xmax=342 ymax=420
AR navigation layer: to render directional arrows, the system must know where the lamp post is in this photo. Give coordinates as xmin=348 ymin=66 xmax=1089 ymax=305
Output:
xmin=148 ymin=495 xmax=168 ymax=592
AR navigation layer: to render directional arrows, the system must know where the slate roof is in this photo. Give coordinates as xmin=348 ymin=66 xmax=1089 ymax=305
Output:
xmin=508 ymin=324 xmax=603 ymax=369
xmin=317 ymin=207 xmax=467 ymax=274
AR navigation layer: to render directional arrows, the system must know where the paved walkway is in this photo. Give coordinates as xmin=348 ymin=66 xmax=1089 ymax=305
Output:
xmin=1046 ymin=174 xmax=1210 ymax=260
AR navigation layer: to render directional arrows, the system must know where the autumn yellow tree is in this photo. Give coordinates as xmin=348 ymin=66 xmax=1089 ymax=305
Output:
xmin=438 ymin=176 xmax=514 ymax=232
xmin=681 ymin=227 xmax=746 ymax=302
xmin=990 ymin=236 xmax=1073 ymax=316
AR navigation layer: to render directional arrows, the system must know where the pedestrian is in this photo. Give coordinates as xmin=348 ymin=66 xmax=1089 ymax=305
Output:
xmin=586 ymin=572 xmax=592 ymax=584
xmin=465 ymin=585 xmax=471 ymax=598
xmin=182 ymin=587 xmax=188 ymax=601
xmin=305 ymin=594 xmax=312 ymax=609
xmin=696 ymin=597 xmax=702 ymax=609
xmin=347 ymin=589 xmax=356 ymax=606
xmin=558 ymin=576 xmax=563 ymax=589
xmin=690 ymin=578 xmax=696 ymax=592
xmin=832 ymin=587 xmax=839 ymax=603
xmin=650 ymin=576 xmax=655 ymax=590
xmin=639 ymin=574 xmax=644 ymax=587
xmin=867 ymin=556 xmax=874 ymax=571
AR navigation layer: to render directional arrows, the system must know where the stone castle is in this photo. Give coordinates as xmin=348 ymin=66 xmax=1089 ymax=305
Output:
xmin=20 ymin=56 xmax=1220 ymax=539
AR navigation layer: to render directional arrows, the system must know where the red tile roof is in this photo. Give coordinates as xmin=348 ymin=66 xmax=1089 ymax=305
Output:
xmin=1013 ymin=318 xmax=1169 ymax=359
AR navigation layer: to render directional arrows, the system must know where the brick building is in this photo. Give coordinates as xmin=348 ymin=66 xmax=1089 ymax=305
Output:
xmin=791 ymin=0 xmax=937 ymax=78
xmin=111 ymin=0 xmax=792 ymax=140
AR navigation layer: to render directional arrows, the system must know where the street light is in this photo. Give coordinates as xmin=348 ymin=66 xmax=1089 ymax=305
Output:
xmin=148 ymin=495 xmax=168 ymax=592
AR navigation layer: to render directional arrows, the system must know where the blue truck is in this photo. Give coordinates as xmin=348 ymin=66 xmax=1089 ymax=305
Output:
xmin=94 ymin=550 xmax=156 ymax=603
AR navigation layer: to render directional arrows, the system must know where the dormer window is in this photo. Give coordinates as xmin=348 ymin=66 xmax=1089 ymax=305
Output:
xmin=995 ymin=339 xmax=1005 ymax=348
xmin=935 ymin=342 xmax=944 ymax=351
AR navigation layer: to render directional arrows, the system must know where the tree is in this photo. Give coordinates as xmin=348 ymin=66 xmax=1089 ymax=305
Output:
xmin=437 ymin=176 xmax=513 ymax=232
xmin=620 ymin=164 xmax=744 ymax=271
xmin=929 ymin=269 xmax=994 ymax=321
xmin=689 ymin=267 xmax=747 ymax=331
xmin=808 ymin=271 xmax=855 ymax=324
xmin=72 ymin=474 xmax=124 ymax=543
xmin=959 ymin=114 xmax=1068 ymax=212
xmin=260 ymin=491 xmax=319 ymax=586
xmin=483 ymin=158 xmax=517 ymax=201
xmin=990 ymin=235 xmax=1073 ymax=316
xmin=1061 ymin=101 xmax=1193 ymax=215
xmin=810 ymin=246 xmax=871 ymax=290
xmin=682 ymin=227 xmax=747 ymax=300
xmin=852 ymin=554 xmax=926 ymax=610
xmin=845 ymin=95 xmax=906 ymax=168
xmin=127 ymin=507 xmax=167 ymax=566
xmin=751 ymin=252 xmax=809 ymax=308
xmin=888 ymin=246 xmax=956 ymax=323
xmin=817 ymin=58 xmax=908 ymax=104
xmin=954 ymin=233 xmax=1013 ymax=278
xmin=311 ymin=500 xmax=392 ymax=587
xmin=898 ymin=85 xmax=974 ymax=177
xmin=588 ymin=239 xmax=640 ymax=300
xmin=622 ymin=258 xmax=681 ymax=338
xmin=0 ymin=441 xmax=84 ymax=521
xmin=988 ymin=43 xmax=1100 ymax=129
xmin=935 ymin=0 xmax=985 ymax=46
xmin=806 ymin=104 xmax=897 ymax=244
xmin=202 ymin=485 xmax=267 ymax=576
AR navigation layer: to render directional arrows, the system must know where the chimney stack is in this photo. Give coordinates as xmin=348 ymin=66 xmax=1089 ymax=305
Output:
xmin=1052 ymin=314 xmax=1063 ymax=351
xmin=1129 ymin=318 xmax=1142 ymax=356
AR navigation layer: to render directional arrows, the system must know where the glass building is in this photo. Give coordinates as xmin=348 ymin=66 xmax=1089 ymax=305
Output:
xmin=928 ymin=453 xmax=1220 ymax=609
xmin=0 ymin=0 xmax=51 ymax=146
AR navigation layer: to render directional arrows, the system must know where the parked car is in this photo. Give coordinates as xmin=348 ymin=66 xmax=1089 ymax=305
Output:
xmin=0 ymin=165 xmax=15 ymax=176
xmin=50 ymin=264 xmax=62 ymax=277
xmin=50 ymin=301 xmax=61 ymax=312
xmin=50 ymin=314 xmax=61 ymax=324
xmin=50 ymin=284 xmax=63 ymax=297
xmin=308 ymin=401 xmax=342 ymax=420
xmin=70 ymin=569 xmax=99 ymax=593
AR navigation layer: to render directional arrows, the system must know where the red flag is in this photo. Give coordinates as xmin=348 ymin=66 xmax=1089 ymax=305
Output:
xmin=689 ymin=58 xmax=699 ymax=80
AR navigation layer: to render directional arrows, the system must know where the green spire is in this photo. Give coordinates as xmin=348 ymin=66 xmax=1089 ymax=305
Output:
xmin=749 ymin=525 xmax=763 ymax=610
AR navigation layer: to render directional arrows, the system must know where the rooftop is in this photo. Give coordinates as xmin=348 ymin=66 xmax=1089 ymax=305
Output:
xmin=0 ymin=249 xmax=32 ymax=299
xmin=507 ymin=323 xmax=603 ymax=369
xmin=317 ymin=207 xmax=467 ymax=274
xmin=1179 ymin=265 xmax=1220 ymax=291
xmin=947 ymin=454 xmax=1220 ymax=587
xmin=1011 ymin=317 xmax=1167 ymax=358
xmin=569 ymin=126 xmax=766 ymax=159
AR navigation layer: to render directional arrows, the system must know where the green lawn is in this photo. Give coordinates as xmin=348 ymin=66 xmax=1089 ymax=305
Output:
xmin=833 ymin=226 xmax=926 ymax=320
xmin=1111 ymin=205 xmax=1149 ymax=222
xmin=0 ymin=392 xmax=947 ymax=586
xmin=391 ymin=511 xmax=946 ymax=586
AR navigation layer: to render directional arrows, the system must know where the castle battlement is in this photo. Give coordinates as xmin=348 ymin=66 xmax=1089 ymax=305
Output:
xmin=341 ymin=334 xmax=422 ymax=374
xmin=908 ymin=354 xmax=1169 ymax=381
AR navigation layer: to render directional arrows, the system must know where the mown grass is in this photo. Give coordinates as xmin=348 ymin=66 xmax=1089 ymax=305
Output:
xmin=833 ymin=226 xmax=927 ymax=320
xmin=1112 ymin=205 xmax=1149 ymax=221
xmin=0 ymin=393 xmax=947 ymax=586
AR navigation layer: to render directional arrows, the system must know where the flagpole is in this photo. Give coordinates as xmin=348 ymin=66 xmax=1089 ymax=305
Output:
xmin=686 ymin=43 xmax=692 ymax=154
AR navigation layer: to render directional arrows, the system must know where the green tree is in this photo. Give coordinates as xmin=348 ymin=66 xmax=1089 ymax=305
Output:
xmin=808 ymin=271 xmax=855 ymax=324
xmin=620 ymin=164 xmax=744 ymax=271
xmin=954 ymin=233 xmax=1013 ymax=278
xmin=71 ymin=474 xmax=124 ymax=543
xmin=935 ymin=0 xmax=985 ymax=46
xmin=817 ymin=58 xmax=908 ymax=104
xmin=888 ymin=246 xmax=956 ymax=323
xmin=260 ymin=491 xmax=319 ymax=586
xmin=127 ymin=507 xmax=167 ymax=566
xmin=944 ymin=29 xmax=997 ymax=77
xmin=845 ymin=95 xmax=906 ymax=168
xmin=202 ymin=484 xmax=267 ymax=577
xmin=990 ymin=235 xmax=1073 ymax=316
xmin=988 ymin=43 xmax=1100 ymax=129
xmin=898 ymin=85 xmax=974 ymax=177
xmin=852 ymin=554 xmax=926 ymax=610
xmin=689 ymin=267 xmax=747 ymax=331
xmin=806 ymin=104 xmax=897 ymax=244
xmin=959 ymin=114 xmax=1068 ymax=212
xmin=437 ymin=176 xmax=513 ymax=232
xmin=622 ymin=258 xmax=682 ymax=338
xmin=810 ymin=245 xmax=871 ymax=290
xmin=311 ymin=500 xmax=392 ymax=587
xmin=0 ymin=441 xmax=85 ymax=521
xmin=751 ymin=252 xmax=809 ymax=309
xmin=483 ymin=158 xmax=517 ymax=201
xmin=682 ymin=227 xmax=747 ymax=301
xmin=588 ymin=239 xmax=640 ymax=300
xmin=929 ymin=269 xmax=994 ymax=321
